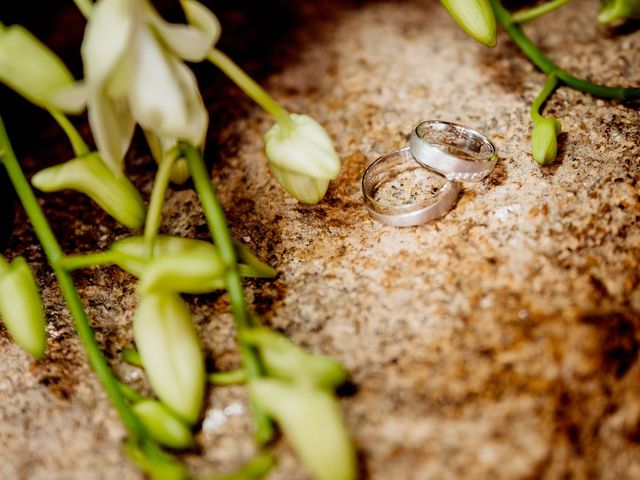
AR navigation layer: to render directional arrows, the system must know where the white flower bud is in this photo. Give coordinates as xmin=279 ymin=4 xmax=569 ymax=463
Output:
xmin=0 ymin=25 xmax=82 ymax=112
xmin=440 ymin=0 xmax=497 ymax=47
xmin=133 ymin=399 xmax=194 ymax=450
xmin=250 ymin=379 xmax=356 ymax=480
xmin=0 ymin=257 xmax=46 ymax=359
xmin=265 ymin=114 xmax=341 ymax=204
xmin=31 ymin=153 xmax=146 ymax=229
xmin=134 ymin=292 xmax=205 ymax=424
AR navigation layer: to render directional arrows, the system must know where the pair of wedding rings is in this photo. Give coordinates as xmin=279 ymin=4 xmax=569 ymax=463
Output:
xmin=362 ymin=120 xmax=498 ymax=227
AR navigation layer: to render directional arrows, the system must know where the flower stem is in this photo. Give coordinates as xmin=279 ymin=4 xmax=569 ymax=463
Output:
xmin=60 ymin=251 xmax=128 ymax=270
xmin=122 ymin=347 xmax=143 ymax=367
xmin=119 ymin=381 xmax=146 ymax=403
xmin=182 ymin=142 xmax=274 ymax=444
xmin=71 ymin=0 xmax=92 ymax=19
xmin=48 ymin=109 xmax=90 ymax=158
xmin=0 ymin=114 xmax=146 ymax=438
xmin=490 ymin=0 xmax=640 ymax=100
xmin=209 ymin=369 xmax=247 ymax=386
xmin=144 ymin=151 xmax=176 ymax=255
xmin=206 ymin=49 xmax=295 ymax=132
xmin=511 ymin=0 xmax=573 ymax=23
xmin=531 ymin=74 xmax=558 ymax=123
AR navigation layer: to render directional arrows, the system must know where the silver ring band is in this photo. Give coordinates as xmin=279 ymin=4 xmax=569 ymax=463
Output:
xmin=362 ymin=148 xmax=461 ymax=227
xmin=409 ymin=120 xmax=497 ymax=182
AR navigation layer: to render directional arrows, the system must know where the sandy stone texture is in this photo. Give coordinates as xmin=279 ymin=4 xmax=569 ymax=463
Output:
xmin=1 ymin=0 xmax=640 ymax=478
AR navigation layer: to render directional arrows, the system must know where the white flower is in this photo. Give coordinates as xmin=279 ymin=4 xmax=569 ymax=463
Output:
xmin=264 ymin=114 xmax=341 ymax=204
xmin=81 ymin=0 xmax=220 ymax=173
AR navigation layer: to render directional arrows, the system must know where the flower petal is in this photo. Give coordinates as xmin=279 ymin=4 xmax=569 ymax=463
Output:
xmin=148 ymin=0 xmax=221 ymax=62
xmin=81 ymin=0 xmax=136 ymax=88
xmin=128 ymin=26 xmax=208 ymax=144
xmin=87 ymin=89 xmax=135 ymax=173
xmin=50 ymin=81 xmax=88 ymax=114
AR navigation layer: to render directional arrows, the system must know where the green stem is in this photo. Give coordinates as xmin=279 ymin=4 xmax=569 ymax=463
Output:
xmin=530 ymin=74 xmax=558 ymax=123
xmin=48 ymin=109 xmax=90 ymax=158
xmin=72 ymin=0 xmax=92 ymax=19
xmin=206 ymin=49 xmax=294 ymax=132
xmin=0 ymin=114 xmax=146 ymax=438
xmin=122 ymin=347 xmax=143 ymax=367
xmin=490 ymin=0 xmax=640 ymax=100
xmin=511 ymin=0 xmax=573 ymax=23
xmin=60 ymin=251 xmax=127 ymax=270
xmin=182 ymin=142 xmax=274 ymax=444
xmin=197 ymin=452 xmax=275 ymax=480
xmin=119 ymin=381 xmax=146 ymax=403
xmin=144 ymin=151 xmax=176 ymax=255
xmin=209 ymin=369 xmax=247 ymax=386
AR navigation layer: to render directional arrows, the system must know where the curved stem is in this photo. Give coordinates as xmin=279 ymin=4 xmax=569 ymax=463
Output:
xmin=144 ymin=151 xmax=176 ymax=256
xmin=511 ymin=0 xmax=573 ymax=23
xmin=0 ymin=115 xmax=146 ymax=438
xmin=122 ymin=347 xmax=143 ymax=367
xmin=182 ymin=142 xmax=274 ymax=444
xmin=48 ymin=109 xmax=90 ymax=157
xmin=530 ymin=74 xmax=558 ymax=123
xmin=209 ymin=369 xmax=247 ymax=386
xmin=207 ymin=49 xmax=295 ymax=132
xmin=490 ymin=0 xmax=640 ymax=100
xmin=60 ymin=251 xmax=128 ymax=270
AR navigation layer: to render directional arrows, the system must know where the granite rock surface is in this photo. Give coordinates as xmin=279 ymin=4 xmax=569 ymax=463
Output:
xmin=1 ymin=0 xmax=640 ymax=479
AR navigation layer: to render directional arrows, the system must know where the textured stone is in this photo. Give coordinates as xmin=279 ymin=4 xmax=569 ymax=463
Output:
xmin=1 ymin=0 xmax=640 ymax=479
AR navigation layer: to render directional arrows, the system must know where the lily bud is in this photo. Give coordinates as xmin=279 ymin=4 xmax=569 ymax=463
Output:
xmin=138 ymin=245 xmax=225 ymax=294
xmin=133 ymin=400 xmax=194 ymax=450
xmin=250 ymin=379 xmax=356 ymax=480
xmin=0 ymin=257 xmax=46 ymax=359
xmin=264 ymin=114 xmax=341 ymax=205
xmin=531 ymin=117 xmax=561 ymax=166
xmin=110 ymin=235 xmax=275 ymax=282
xmin=0 ymin=25 xmax=83 ymax=112
xmin=598 ymin=0 xmax=640 ymax=24
xmin=241 ymin=328 xmax=348 ymax=389
xmin=31 ymin=153 xmax=146 ymax=229
xmin=134 ymin=292 xmax=205 ymax=424
xmin=440 ymin=0 xmax=497 ymax=47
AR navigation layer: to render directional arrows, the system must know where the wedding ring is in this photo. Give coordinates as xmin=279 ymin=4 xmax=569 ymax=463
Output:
xmin=362 ymin=148 xmax=461 ymax=227
xmin=409 ymin=120 xmax=497 ymax=181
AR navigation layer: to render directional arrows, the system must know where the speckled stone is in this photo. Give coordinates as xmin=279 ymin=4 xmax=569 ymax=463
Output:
xmin=1 ymin=1 xmax=640 ymax=479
